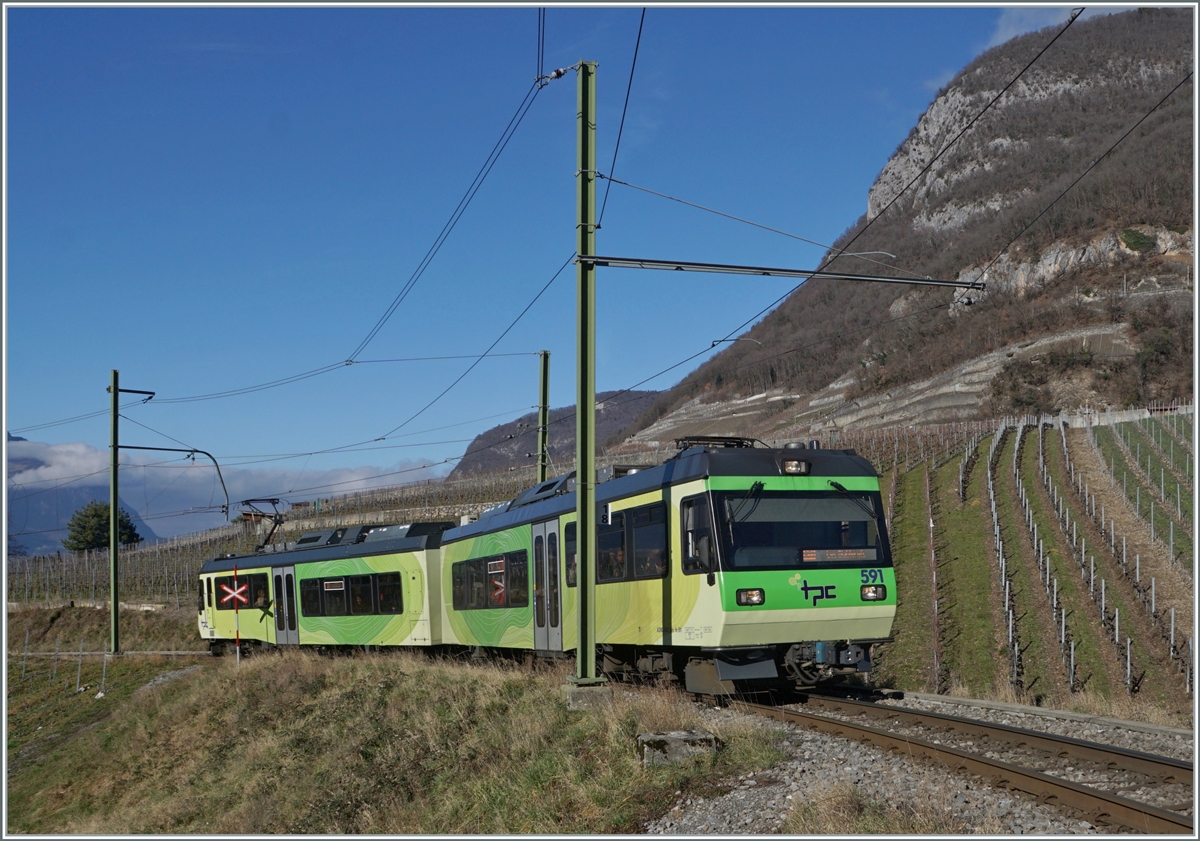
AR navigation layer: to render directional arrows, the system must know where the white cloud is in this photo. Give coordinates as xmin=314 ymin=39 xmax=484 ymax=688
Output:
xmin=7 ymin=439 xmax=452 ymax=542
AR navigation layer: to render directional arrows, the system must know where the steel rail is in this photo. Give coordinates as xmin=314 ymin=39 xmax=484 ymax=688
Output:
xmin=792 ymin=692 xmax=1193 ymax=786
xmin=733 ymin=700 xmax=1193 ymax=834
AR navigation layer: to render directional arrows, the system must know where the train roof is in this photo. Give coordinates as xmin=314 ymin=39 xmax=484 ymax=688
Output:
xmin=446 ymin=440 xmax=877 ymax=542
xmin=198 ymin=440 xmax=878 ymax=570
xmin=198 ymin=521 xmax=454 ymax=574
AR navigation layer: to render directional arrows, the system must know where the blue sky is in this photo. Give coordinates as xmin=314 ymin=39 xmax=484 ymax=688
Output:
xmin=5 ymin=4 xmax=1117 ymax=540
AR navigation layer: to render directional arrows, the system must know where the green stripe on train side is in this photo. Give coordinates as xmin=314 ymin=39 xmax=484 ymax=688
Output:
xmin=707 ymin=475 xmax=880 ymax=492
xmin=296 ymin=553 xmax=426 ymax=646
xmin=720 ymin=567 xmax=896 ymax=612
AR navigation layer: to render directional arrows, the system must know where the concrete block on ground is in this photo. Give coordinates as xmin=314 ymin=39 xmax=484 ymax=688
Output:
xmin=636 ymin=730 xmax=722 ymax=767
xmin=560 ymin=683 xmax=613 ymax=710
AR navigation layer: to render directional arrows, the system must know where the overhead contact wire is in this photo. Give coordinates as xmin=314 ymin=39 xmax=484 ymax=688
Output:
xmin=348 ymin=80 xmax=543 ymax=362
xmin=597 ymin=8 xmax=646 ymax=226
xmin=377 ymin=252 xmax=575 ymax=439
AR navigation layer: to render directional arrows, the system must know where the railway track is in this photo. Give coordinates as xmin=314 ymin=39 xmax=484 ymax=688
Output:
xmin=730 ymin=692 xmax=1193 ymax=834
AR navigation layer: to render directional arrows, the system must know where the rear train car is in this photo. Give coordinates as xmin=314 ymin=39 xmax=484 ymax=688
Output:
xmin=197 ymin=522 xmax=449 ymax=655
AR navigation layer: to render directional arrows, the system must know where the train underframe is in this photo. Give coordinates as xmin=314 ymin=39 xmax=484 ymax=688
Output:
xmin=207 ymin=636 xmax=886 ymax=696
xmin=596 ymin=640 xmax=885 ymax=695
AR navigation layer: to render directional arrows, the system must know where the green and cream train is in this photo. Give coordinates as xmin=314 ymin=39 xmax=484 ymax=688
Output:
xmin=197 ymin=436 xmax=896 ymax=694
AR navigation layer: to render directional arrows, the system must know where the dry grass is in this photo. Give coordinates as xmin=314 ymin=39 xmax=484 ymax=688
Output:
xmin=1062 ymin=687 xmax=1193 ymax=728
xmin=7 ymin=650 xmax=787 ymax=834
xmin=6 ymin=604 xmax=205 ymax=653
xmin=941 ymin=673 xmax=1191 ymax=728
xmin=781 ymin=780 xmax=1004 ymax=835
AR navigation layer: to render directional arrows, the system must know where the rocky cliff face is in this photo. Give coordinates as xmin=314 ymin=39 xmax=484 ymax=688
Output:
xmin=868 ymin=10 xmax=1191 ymax=231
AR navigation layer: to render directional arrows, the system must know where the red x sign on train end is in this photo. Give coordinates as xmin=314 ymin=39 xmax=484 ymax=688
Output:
xmin=220 ymin=582 xmax=249 ymax=606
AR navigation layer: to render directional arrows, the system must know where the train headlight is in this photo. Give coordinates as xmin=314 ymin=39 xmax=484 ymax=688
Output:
xmin=782 ymin=459 xmax=810 ymax=475
xmin=860 ymin=584 xmax=887 ymax=601
xmin=736 ymin=588 xmax=766 ymax=606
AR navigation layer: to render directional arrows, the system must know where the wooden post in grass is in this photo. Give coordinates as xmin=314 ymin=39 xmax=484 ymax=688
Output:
xmin=99 ymin=643 xmax=108 ymax=697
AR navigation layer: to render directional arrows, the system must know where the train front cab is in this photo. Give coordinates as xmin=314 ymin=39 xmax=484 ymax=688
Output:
xmin=675 ymin=470 xmax=896 ymax=693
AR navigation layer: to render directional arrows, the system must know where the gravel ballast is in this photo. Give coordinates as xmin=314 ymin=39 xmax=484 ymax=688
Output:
xmin=642 ymin=696 xmax=1193 ymax=834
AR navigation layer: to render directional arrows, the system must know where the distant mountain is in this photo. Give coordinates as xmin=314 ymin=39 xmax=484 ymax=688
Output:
xmin=448 ymin=390 xmax=659 ymax=479
xmin=7 ymin=485 xmax=160 ymax=556
xmin=626 ymin=7 xmax=1192 ymax=435
xmin=5 ymin=431 xmax=46 ymax=475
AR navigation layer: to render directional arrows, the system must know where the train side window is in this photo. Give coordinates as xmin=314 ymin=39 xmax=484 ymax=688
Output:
xmin=565 ymin=523 xmax=577 ymax=588
xmin=247 ymin=574 xmax=269 ymax=609
xmin=198 ymin=579 xmax=205 ymax=613
xmin=682 ymin=496 xmax=715 ymax=574
xmin=300 ymin=579 xmax=322 ymax=616
xmin=214 ymin=576 xmax=235 ymax=610
xmin=632 ymin=504 xmax=668 ymax=579
xmin=547 ymin=535 xmax=560 ymax=627
xmin=466 ymin=560 xmax=488 ymax=610
xmin=507 ymin=550 xmax=529 ymax=607
xmin=597 ymin=512 xmax=626 ymax=583
xmin=323 ymin=578 xmax=347 ymax=616
xmin=349 ymin=575 xmax=374 ymax=614
xmin=377 ymin=572 xmax=402 ymax=614
xmin=452 ymin=564 xmax=466 ymax=610
xmin=488 ymin=556 xmax=507 ymax=608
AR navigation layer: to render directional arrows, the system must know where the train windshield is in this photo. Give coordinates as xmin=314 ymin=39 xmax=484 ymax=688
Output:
xmin=712 ymin=489 xmax=890 ymax=570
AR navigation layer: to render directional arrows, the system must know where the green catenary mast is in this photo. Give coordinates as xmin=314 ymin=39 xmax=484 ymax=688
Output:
xmin=538 ymin=350 xmax=550 ymax=484
xmin=109 ymin=369 xmax=120 ymax=654
xmin=573 ymin=61 xmax=603 ymax=686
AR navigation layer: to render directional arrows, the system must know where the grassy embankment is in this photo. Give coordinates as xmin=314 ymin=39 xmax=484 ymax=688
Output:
xmin=992 ymin=429 xmax=1070 ymax=704
xmin=7 ymin=603 xmax=206 ymax=655
xmin=928 ymin=446 xmax=1001 ymax=697
xmin=1026 ymin=426 xmax=1114 ymax=701
xmin=7 ymin=607 xmax=792 ymax=834
xmin=872 ymin=466 xmax=935 ymax=691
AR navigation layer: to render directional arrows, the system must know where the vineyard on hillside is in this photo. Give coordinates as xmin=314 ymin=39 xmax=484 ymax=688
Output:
xmin=8 ymin=407 xmax=1193 ymax=715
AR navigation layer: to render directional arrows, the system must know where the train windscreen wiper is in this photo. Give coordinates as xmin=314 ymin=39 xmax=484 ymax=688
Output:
xmin=727 ymin=480 xmax=765 ymax=544
xmin=828 ymin=480 xmax=878 ymax=520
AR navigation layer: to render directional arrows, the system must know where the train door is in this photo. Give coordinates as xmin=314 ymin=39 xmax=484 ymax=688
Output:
xmin=273 ymin=565 xmax=299 ymax=646
xmin=531 ymin=520 xmax=563 ymax=651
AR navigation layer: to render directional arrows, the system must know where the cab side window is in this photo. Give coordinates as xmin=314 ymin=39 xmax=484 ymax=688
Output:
xmin=597 ymin=513 xmax=626 ymax=582
xmin=377 ymin=573 xmax=402 ymax=614
xmin=682 ymin=496 xmax=715 ymax=574
xmin=564 ymin=523 xmax=577 ymax=588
